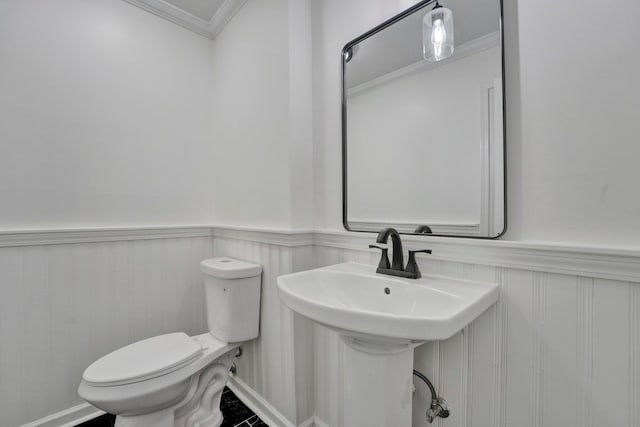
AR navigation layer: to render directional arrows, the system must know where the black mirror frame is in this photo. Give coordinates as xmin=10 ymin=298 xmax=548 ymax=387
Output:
xmin=341 ymin=0 xmax=507 ymax=239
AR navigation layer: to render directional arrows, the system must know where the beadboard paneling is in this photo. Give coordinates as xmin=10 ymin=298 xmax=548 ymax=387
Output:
xmin=3 ymin=227 xmax=640 ymax=427
xmin=0 ymin=236 xmax=212 ymax=427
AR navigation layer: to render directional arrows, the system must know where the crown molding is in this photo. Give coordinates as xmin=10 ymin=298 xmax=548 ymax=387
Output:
xmin=348 ymin=31 xmax=500 ymax=97
xmin=122 ymin=0 xmax=248 ymax=39
xmin=122 ymin=0 xmax=211 ymax=37
xmin=208 ymin=0 xmax=248 ymax=39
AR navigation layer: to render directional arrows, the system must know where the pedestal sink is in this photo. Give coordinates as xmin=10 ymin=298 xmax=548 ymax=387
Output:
xmin=277 ymin=262 xmax=498 ymax=427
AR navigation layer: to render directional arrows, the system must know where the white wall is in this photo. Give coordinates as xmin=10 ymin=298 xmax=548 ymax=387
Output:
xmin=514 ymin=0 xmax=640 ymax=244
xmin=312 ymin=0 xmax=640 ymax=247
xmin=209 ymin=0 xmax=314 ymax=230
xmin=0 ymin=0 xmax=215 ymax=229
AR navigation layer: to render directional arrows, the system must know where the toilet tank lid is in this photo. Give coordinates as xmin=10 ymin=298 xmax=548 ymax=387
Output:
xmin=201 ymin=257 xmax=262 ymax=279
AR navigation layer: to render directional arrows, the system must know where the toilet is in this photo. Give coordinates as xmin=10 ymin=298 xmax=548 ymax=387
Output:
xmin=78 ymin=257 xmax=262 ymax=427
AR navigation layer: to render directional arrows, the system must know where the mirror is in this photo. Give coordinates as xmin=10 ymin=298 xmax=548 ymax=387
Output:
xmin=342 ymin=0 xmax=505 ymax=238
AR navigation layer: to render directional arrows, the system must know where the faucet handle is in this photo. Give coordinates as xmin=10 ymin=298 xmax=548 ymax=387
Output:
xmin=406 ymin=249 xmax=432 ymax=279
xmin=369 ymin=244 xmax=391 ymax=270
xmin=414 ymin=225 xmax=433 ymax=234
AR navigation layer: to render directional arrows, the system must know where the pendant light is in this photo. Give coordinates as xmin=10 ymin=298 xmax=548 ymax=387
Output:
xmin=423 ymin=1 xmax=454 ymax=62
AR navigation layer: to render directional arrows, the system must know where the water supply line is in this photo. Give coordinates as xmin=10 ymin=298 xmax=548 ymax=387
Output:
xmin=230 ymin=347 xmax=243 ymax=375
xmin=413 ymin=369 xmax=450 ymax=423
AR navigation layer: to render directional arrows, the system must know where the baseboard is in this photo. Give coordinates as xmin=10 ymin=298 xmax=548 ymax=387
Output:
xmin=20 ymin=387 xmax=324 ymax=427
xmin=228 ymin=375 xmax=313 ymax=427
xmin=310 ymin=416 xmax=330 ymax=427
xmin=20 ymin=403 xmax=104 ymax=427
xmin=297 ymin=416 xmax=316 ymax=427
xmin=298 ymin=416 xmax=330 ymax=427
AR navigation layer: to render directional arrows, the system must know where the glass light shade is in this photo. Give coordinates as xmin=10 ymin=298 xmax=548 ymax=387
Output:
xmin=423 ymin=6 xmax=454 ymax=62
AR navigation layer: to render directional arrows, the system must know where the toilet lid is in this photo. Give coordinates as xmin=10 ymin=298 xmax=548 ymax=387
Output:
xmin=83 ymin=332 xmax=203 ymax=386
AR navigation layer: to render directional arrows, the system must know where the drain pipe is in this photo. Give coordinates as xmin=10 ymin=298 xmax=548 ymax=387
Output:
xmin=413 ymin=370 xmax=450 ymax=423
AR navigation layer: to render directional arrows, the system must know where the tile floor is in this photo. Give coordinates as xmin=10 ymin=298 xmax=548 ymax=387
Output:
xmin=75 ymin=387 xmax=268 ymax=427
xmin=220 ymin=387 xmax=268 ymax=427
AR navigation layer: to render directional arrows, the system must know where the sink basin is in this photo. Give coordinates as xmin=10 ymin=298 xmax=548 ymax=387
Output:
xmin=277 ymin=261 xmax=499 ymax=427
xmin=277 ymin=262 xmax=499 ymax=342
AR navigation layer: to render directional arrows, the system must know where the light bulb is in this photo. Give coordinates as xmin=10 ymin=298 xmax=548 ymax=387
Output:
xmin=431 ymin=19 xmax=446 ymax=44
xmin=423 ymin=4 xmax=454 ymax=62
xmin=431 ymin=19 xmax=446 ymax=60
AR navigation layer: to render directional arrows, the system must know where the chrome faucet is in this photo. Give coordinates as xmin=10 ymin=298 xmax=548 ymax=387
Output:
xmin=369 ymin=227 xmax=432 ymax=279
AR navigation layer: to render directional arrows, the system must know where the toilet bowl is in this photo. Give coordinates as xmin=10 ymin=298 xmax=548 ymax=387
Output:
xmin=78 ymin=258 xmax=262 ymax=427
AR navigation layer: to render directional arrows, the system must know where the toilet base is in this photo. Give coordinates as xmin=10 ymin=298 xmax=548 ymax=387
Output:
xmin=114 ymin=352 xmax=236 ymax=427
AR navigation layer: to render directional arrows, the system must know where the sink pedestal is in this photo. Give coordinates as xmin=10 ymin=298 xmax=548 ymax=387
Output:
xmin=340 ymin=334 xmax=421 ymax=427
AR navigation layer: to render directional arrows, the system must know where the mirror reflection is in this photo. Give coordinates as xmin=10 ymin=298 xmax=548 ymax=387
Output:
xmin=343 ymin=0 xmax=505 ymax=238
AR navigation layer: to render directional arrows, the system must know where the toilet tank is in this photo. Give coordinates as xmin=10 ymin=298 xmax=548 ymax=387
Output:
xmin=200 ymin=258 xmax=262 ymax=343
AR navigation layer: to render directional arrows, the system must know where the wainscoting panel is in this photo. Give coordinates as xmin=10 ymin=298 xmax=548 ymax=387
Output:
xmin=0 ymin=234 xmax=213 ymax=426
xmin=309 ymin=242 xmax=640 ymax=427
xmin=2 ymin=227 xmax=640 ymax=427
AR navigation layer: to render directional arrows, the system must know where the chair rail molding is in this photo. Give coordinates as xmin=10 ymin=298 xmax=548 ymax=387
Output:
xmin=1 ymin=225 xmax=639 ymax=281
xmin=312 ymin=230 xmax=640 ymax=282
xmin=211 ymin=226 xmax=314 ymax=247
xmin=0 ymin=226 xmax=213 ymax=247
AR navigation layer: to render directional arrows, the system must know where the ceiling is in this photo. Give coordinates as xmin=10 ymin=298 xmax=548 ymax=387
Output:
xmin=164 ymin=0 xmax=226 ymax=21
xmin=123 ymin=0 xmax=247 ymax=39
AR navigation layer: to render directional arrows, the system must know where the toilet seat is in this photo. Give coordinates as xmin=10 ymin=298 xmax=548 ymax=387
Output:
xmin=83 ymin=333 xmax=204 ymax=387
xmin=78 ymin=332 xmax=238 ymax=419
